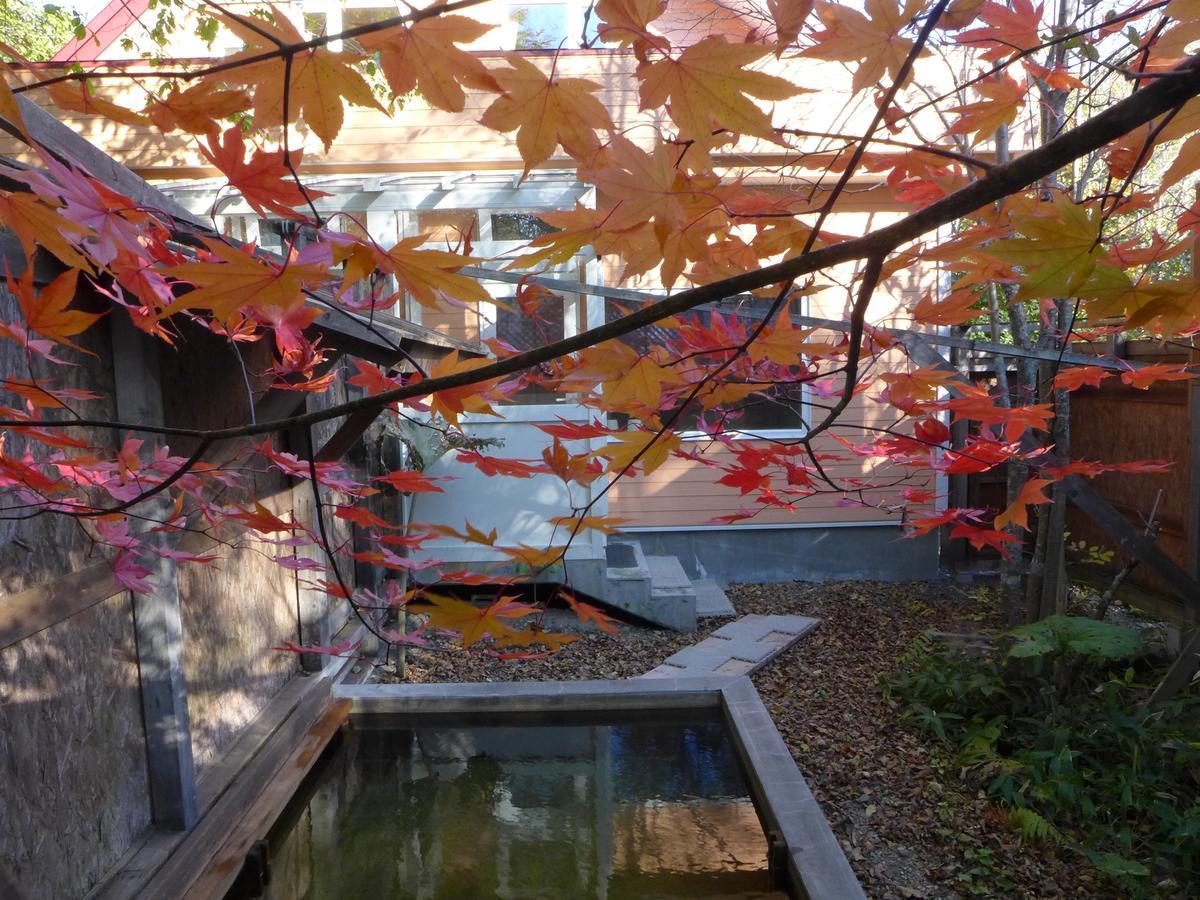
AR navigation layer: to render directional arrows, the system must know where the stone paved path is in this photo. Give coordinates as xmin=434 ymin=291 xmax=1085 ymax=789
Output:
xmin=641 ymin=613 xmax=820 ymax=678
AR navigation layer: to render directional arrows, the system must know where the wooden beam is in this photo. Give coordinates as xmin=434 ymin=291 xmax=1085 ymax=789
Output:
xmin=181 ymin=699 xmax=352 ymax=900
xmin=111 ymin=314 xmax=199 ymax=831
xmin=0 ymin=562 xmax=120 ymax=650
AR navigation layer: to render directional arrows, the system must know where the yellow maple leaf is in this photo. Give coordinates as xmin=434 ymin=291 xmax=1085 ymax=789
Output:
xmin=147 ymin=82 xmax=252 ymax=135
xmin=0 ymin=192 xmax=94 ymax=272
xmin=360 ymin=15 xmax=500 ymax=113
xmin=211 ymin=6 xmax=383 ymax=151
xmin=602 ymin=429 xmax=681 ymax=475
xmin=637 ymin=36 xmax=803 ymax=141
xmin=160 ymin=239 xmax=326 ymax=321
xmin=578 ymin=135 xmax=685 ymax=234
xmin=375 ymin=236 xmax=492 ymax=310
xmin=986 ymin=195 xmax=1103 ymax=302
xmin=604 ymin=355 xmax=677 ymax=411
xmin=479 ymin=54 xmax=614 ymax=176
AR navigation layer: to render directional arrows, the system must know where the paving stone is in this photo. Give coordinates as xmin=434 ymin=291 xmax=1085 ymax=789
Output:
xmin=639 ymin=614 xmax=820 ymax=678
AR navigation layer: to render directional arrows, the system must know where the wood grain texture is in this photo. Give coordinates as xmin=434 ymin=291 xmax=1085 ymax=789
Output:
xmin=0 ymin=594 xmax=151 ymax=900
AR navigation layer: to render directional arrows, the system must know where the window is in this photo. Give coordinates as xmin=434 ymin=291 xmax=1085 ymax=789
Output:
xmin=490 ymin=212 xmax=557 ymax=241
xmin=511 ymin=3 xmax=569 ymax=49
xmin=417 ymin=209 xmax=479 ymax=244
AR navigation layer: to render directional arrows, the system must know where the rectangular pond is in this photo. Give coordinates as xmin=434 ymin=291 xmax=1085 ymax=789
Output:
xmin=259 ymin=710 xmax=785 ymax=899
xmin=225 ymin=678 xmax=862 ymax=900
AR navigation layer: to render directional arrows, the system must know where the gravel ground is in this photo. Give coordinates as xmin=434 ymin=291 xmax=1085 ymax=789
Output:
xmin=380 ymin=581 xmax=1098 ymax=898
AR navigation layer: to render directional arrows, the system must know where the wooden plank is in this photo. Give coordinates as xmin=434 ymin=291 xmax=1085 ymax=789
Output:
xmin=181 ymin=698 xmax=352 ymax=900
xmin=89 ymin=673 xmax=338 ymax=900
xmin=110 ymin=314 xmax=199 ymax=831
xmin=0 ymin=562 xmax=120 ymax=649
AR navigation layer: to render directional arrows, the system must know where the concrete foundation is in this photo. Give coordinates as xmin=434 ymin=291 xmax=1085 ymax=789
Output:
xmin=624 ymin=525 xmax=941 ymax=585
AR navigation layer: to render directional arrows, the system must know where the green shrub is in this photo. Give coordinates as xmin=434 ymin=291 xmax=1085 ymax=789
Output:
xmin=889 ymin=617 xmax=1200 ymax=896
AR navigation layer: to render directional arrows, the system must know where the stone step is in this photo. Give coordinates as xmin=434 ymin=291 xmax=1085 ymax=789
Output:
xmin=693 ymin=578 xmax=736 ymax=618
xmin=641 ymin=614 xmax=820 ymax=678
xmin=645 ymin=555 xmax=697 ymax=632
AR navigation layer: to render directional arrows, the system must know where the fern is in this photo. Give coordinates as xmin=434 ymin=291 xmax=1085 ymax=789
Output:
xmin=1008 ymin=808 xmax=1062 ymax=844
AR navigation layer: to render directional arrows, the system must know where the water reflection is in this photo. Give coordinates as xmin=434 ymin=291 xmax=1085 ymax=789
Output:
xmin=258 ymin=713 xmax=785 ymax=899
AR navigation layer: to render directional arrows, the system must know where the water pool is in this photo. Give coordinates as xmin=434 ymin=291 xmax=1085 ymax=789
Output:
xmin=256 ymin=711 xmax=786 ymax=899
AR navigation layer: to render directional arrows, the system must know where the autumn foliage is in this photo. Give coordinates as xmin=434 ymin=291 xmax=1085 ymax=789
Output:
xmin=1 ymin=0 xmax=1198 ymax=652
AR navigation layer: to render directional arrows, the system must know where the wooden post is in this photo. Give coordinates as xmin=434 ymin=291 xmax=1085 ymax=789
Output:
xmin=286 ymin=414 xmax=337 ymax=674
xmin=110 ymin=315 xmax=199 ymax=830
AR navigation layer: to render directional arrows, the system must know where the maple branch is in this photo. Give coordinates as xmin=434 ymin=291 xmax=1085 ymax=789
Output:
xmin=12 ymin=0 xmax=495 ymax=94
xmin=7 ymin=52 xmax=1200 ymax=448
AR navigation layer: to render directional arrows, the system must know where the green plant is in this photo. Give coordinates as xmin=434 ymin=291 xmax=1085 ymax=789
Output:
xmin=890 ymin=617 xmax=1200 ymax=897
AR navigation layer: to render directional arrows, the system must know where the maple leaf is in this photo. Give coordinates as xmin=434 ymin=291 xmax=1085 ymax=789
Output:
xmin=769 ymin=0 xmax=813 ymax=51
xmin=804 ymin=0 xmax=926 ymax=93
xmin=8 ymin=268 xmax=102 ymax=354
xmin=372 ymin=237 xmax=492 ymax=310
xmin=360 ymin=15 xmax=500 ymax=113
xmin=0 ymin=191 xmax=94 ymax=271
xmin=211 ymin=7 xmax=383 ymax=151
xmin=578 ymin=135 xmax=687 ymax=234
xmin=602 ymin=429 xmax=681 ymax=475
xmin=986 ymin=195 xmax=1103 ymax=302
xmin=595 ymin=0 xmax=667 ymax=57
xmin=536 ymin=417 xmax=612 ymax=441
xmin=113 ymin=551 xmax=155 ymax=593
xmin=946 ymin=73 xmax=1026 ymax=146
xmin=636 ymin=36 xmax=803 ymax=141
xmin=374 ymin=470 xmax=446 ymax=493
xmin=956 ymin=0 xmax=1044 ymax=61
xmin=147 ymin=82 xmax=251 ymax=135
xmin=479 ymin=54 xmax=613 ymax=175
xmin=911 ymin=287 xmax=981 ymax=326
xmin=420 ymin=592 xmax=535 ymax=647
xmin=994 ymin=477 xmax=1052 ymax=531
xmin=46 ymin=81 xmax=150 ymax=128
xmin=422 ymin=351 xmax=502 ymax=425
xmin=229 ymin=501 xmax=299 ymax=534
xmin=548 ymin=513 xmax=631 ymax=535
xmin=161 ymin=238 xmax=326 ymax=321
xmin=950 ymin=523 xmax=1020 ymax=555
xmin=456 ymin=449 xmax=547 ymax=478
xmin=1053 ymin=366 xmax=1112 ymax=391
xmin=604 ymin=355 xmax=677 ymax=411
xmin=201 ymin=126 xmax=329 ymax=219
xmin=561 ymin=589 xmax=620 ymax=635
xmin=1120 ymin=364 xmax=1193 ymax=390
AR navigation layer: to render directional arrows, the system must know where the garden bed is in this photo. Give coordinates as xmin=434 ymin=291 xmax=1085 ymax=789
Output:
xmin=384 ymin=581 xmax=1124 ymax=897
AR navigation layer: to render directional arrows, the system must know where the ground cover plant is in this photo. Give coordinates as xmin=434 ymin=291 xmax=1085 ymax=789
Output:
xmin=891 ymin=610 xmax=1200 ymax=896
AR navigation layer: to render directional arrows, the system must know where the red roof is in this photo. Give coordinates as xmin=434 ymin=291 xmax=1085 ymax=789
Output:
xmin=53 ymin=0 xmax=152 ymax=62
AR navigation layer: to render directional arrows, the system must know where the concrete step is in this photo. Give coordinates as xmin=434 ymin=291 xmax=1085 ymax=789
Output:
xmin=693 ymin=578 xmax=736 ymax=618
xmin=601 ymin=540 xmax=698 ymax=631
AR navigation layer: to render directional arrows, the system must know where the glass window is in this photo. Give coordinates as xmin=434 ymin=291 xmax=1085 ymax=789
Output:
xmin=417 ymin=209 xmax=479 ymax=243
xmin=511 ymin=3 xmax=568 ymax=49
xmin=490 ymin=212 xmax=558 ymax=241
xmin=496 ymin=287 xmax=570 ymax=404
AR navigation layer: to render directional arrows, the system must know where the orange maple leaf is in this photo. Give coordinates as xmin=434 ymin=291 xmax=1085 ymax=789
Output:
xmin=804 ymin=0 xmax=926 ymax=92
xmin=423 ymin=351 xmax=502 ymax=425
xmin=201 ymin=126 xmax=329 ymax=219
xmin=1053 ymin=366 xmax=1112 ymax=391
xmin=946 ymin=73 xmax=1026 ymax=146
xmin=372 ymin=237 xmax=492 ymax=310
xmin=0 ymin=191 xmax=94 ymax=271
xmin=994 ymin=478 xmax=1052 ymax=532
xmin=1120 ymin=363 xmax=1193 ymax=390
xmin=596 ymin=0 xmax=667 ymax=58
xmin=636 ymin=36 xmax=804 ymax=141
xmin=46 ymin=81 xmax=150 ymax=128
xmin=956 ymin=0 xmax=1044 ymax=62
xmin=9 ymin=268 xmax=103 ymax=353
xmin=146 ymin=81 xmax=251 ymax=135
xmin=480 ymin=54 xmax=614 ymax=175
xmin=360 ymin=15 xmax=500 ymax=113
xmin=911 ymin=288 xmax=981 ymax=326
xmin=229 ymin=501 xmax=300 ymax=534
